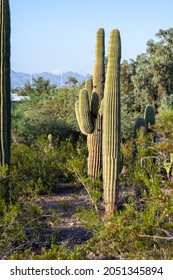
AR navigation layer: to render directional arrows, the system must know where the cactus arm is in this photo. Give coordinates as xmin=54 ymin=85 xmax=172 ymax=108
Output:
xmin=78 ymin=89 xmax=94 ymax=134
xmin=75 ymin=99 xmax=92 ymax=135
xmin=75 ymin=100 xmax=83 ymax=132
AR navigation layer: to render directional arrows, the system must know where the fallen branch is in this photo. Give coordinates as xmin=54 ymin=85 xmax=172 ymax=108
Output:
xmin=156 ymin=228 xmax=172 ymax=237
xmin=138 ymin=234 xmax=173 ymax=241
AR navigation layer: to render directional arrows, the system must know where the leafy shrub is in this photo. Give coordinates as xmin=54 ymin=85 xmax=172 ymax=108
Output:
xmin=0 ymin=169 xmax=60 ymax=259
xmin=11 ymin=86 xmax=80 ymax=145
xmin=10 ymin=135 xmax=81 ymax=195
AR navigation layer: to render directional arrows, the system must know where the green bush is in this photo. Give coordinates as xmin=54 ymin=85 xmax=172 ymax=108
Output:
xmin=0 ymin=166 xmax=60 ymax=259
xmin=10 ymin=135 xmax=82 ymax=195
xmin=11 ymin=86 xmax=80 ymax=145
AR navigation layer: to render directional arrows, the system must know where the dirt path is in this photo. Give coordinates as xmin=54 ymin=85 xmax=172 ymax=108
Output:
xmin=40 ymin=184 xmax=93 ymax=247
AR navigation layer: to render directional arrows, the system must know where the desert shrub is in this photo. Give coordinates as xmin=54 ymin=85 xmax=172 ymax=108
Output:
xmin=11 ymin=86 xmax=80 ymax=145
xmin=69 ymin=150 xmax=173 ymax=260
xmin=22 ymin=167 xmax=173 ymax=260
xmin=59 ymin=140 xmax=173 ymax=260
xmin=0 ymin=167 xmax=60 ymax=259
xmin=10 ymin=135 xmax=82 ymax=195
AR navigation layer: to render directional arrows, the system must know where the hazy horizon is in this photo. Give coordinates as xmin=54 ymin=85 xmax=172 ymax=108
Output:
xmin=10 ymin=0 xmax=173 ymax=75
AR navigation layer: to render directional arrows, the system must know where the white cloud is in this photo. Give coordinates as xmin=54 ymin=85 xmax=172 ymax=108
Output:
xmin=50 ymin=69 xmax=61 ymax=75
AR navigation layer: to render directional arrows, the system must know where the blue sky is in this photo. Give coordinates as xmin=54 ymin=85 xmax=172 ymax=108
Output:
xmin=9 ymin=0 xmax=173 ymax=75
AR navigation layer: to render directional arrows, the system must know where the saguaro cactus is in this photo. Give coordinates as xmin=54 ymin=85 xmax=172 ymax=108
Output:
xmin=75 ymin=28 xmax=105 ymax=179
xmin=0 ymin=0 xmax=11 ymax=167
xmin=144 ymin=104 xmax=155 ymax=128
xmin=132 ymin=117 xmax=148 ymax=161
xmin=102 ymin=29 xmax=121 ymax=215
xmin=133 ymin=117 xmax=147 ymax=139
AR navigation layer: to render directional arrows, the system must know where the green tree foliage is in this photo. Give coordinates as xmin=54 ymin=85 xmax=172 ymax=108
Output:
xmin=120 ymin=28 xmax=173 ymax=139
xmin=132 ymin=53 xmax=154 ymax=111
xmin=132 ymin=28 xmax=173 ymax=113
xmin=66 ymin=76 xmax=78 ymax=86
xmin=11 ymin=84 xmax=80 ymax=144
xmin=120 ymin=59 xmax=135 ymax=94
xmin=18 ymin=76 xmax=57 ymax=97
xmin=147 ymin=28 xmax=173 ymax=96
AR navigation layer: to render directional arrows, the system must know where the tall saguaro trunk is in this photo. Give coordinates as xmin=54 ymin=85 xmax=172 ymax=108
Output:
xmin=0 ymin=0 xmax=11 ymax=167
xmin=75 ymin=28 xmax=105 ymax=180
xmin=87 ymin=28 xmax=105 ymax=179
xmin=103 ymin=29 xmax=121 ymax=215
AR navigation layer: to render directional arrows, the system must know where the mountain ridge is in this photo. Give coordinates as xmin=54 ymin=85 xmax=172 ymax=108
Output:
xmin=11 ymin=70 xmax=88 ymax=89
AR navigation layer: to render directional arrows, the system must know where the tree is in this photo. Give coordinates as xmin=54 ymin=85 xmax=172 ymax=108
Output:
xmin=20 ymin=77 xmax=57 ymax=97
xmin=66 ymin=76 xmax=78 ymax=86
xmin=146 ymin=28 xmax=173 ymax=96
xmin=131 ymin=28 xmax=173 ymax=113
xmin=132 ymin=53 xmax=154 ymax=112
xmin=120 ymin=59 xmax=135 ymax=94
xmin=32 ymin=76 xmax=51 ymax=93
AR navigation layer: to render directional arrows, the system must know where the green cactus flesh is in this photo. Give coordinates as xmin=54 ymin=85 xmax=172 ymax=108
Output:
xmin=75 ymin=89 xmax=94 ymax=135
xmin=75 ymin=28 xmax=105 ymax=179
xmin=103 ymin=29 xmax=121 ymax=215
xmin=87 ymin=28 xmax=105 ymax=179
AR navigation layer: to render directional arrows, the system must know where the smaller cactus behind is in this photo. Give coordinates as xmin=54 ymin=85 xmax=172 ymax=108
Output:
xmin=144 ymin=105 xmax=155 ymax=128
xmin=133 ymin=117 xmax=147 ymax=139
xmin=132 ymin=117 xmax=148 ymax=161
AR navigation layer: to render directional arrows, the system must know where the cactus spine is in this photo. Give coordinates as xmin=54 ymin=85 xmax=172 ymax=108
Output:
xmin=0 ymin=0 xmax=11 ymax=167
xmin=75 ymin=28 xmax=105 ymax=179
xmin=103 ymin=29 xmax=121 ymax=215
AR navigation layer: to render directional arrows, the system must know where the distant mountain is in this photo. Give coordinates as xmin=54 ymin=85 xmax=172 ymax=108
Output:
xmin=11 ymin=70 xmax=88 ymax=89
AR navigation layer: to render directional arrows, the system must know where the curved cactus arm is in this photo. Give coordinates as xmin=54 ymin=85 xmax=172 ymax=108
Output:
xmin=75 ymin=100 xmax=88 ymax=135
xmin=78 ymin=89 xmax=94 ymax=134
xmin=133 ymin=117 xmax=147 ymax=138
xmin=144 ymin=105 xmax=155 ymax=127
xmin=103 ymin=29 xmax=121 ymax=215
xmin=75 ymin=100 xmax=82 ymax=131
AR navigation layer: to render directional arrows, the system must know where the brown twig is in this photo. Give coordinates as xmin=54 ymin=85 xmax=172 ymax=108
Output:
xmin=138 ymin=234 xmax=173 ymax=241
